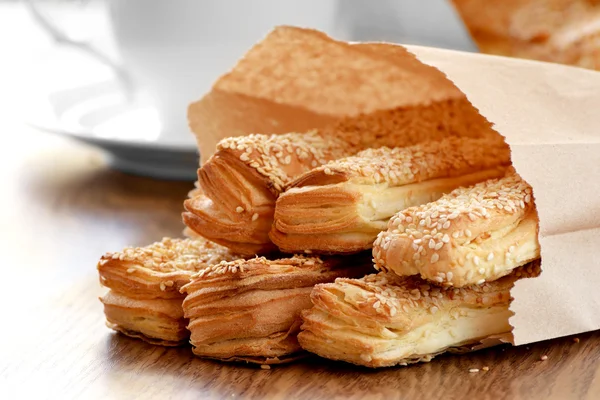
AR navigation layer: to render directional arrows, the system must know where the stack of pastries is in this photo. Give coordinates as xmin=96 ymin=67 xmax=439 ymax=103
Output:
xmin=97 ymin=26 xmax=543 ymax=367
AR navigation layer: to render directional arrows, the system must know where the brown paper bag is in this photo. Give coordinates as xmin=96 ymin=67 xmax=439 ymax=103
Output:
xmin=407 ymin=45 xmax=600 ymax=344
xmin=190 ymin=26 xmax=600 ymax=346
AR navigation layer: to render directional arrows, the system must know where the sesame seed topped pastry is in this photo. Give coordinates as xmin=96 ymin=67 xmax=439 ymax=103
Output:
xmin=270 ymin=135 xmax=511 ymax=254
xmin=183 ymin=131 xmax=355 ymax=256
xmin=373 ymin=171 xmax=540 ymax=287
xmin=180 ymin=253 xmax=373 ymax=364
xmin=183 ymin=26 xmax=501 ymax=257
xmin=298 ymin=262 xmax=540 ymax=368
xmin=98 ymin=237 xmax=240 ymax=346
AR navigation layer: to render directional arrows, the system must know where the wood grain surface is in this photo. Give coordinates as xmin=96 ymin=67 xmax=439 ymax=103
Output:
xmin=1 ymin=129 xmax=599 ymax=400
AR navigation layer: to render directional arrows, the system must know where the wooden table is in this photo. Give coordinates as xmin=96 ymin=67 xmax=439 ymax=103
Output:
xmin=0 ymin=128 xmax=598 ymax=400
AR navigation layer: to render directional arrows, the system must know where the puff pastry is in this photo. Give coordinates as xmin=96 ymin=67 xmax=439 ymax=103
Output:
xmin=271 ymin=135 xmax=510 ymax=254
xmin=100 ymin=290 xmax=187 ymax=346
xmin=181 ymin=253 xmax=373 ymax=364
xmin=298 ymin=262 xmax=540 ymax=368
xmin=183 ymin=131 xmax=355 ymax=255
xmin=373 ymin=171 xmax=540 ymax=287
xmin=184 ymin=26 xmax=499 ymax=256
xmin=98 ymin=237 xmax=239 ymax=345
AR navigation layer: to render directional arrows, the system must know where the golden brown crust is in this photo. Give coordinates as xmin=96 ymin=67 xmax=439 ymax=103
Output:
xmin=373 ymin=171 xmax=540 ymax=287
xmin=270 ymin=136 xmax=511 ymax=254
xmin=180 ymin=254 xmax=373 ymax=364
xmin=288 ymin=135 xmax=510 ymax=188
xmin=298 ymin=262 xmax=540 ymax=367
xmin=97 ymin=238 xmax=240 ymax=299
xmin=100 ymin=291 xmax=188 ymax=346
xmin=183 ymin=132 xmax=354 ymax=255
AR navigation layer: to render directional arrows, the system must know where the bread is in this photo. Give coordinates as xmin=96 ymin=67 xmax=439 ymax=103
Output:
xmin=298 ymin=262 xmax=540 ymax=368
xmin=180 ymin=253 xmax=373 ymax=364
xmin=270 ymin=135 xmax=511 ymax=254
xmin=452 ymin=0 xmax=600 ymax=70
xmin=183 ymin=132 xmax=354 ymax=255
xmin=373 ymin=171 xmax=540 ymax=287
xmin=97 ymin=238 xmax=240 ymax=345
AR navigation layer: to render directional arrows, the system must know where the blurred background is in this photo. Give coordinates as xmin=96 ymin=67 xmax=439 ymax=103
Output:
xmin=1 ymin=0 xmax=599 ymax=180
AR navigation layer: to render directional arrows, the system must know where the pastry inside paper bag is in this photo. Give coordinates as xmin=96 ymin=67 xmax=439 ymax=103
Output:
xmin=98 ymin=238 xmax=239 ymax=345
xmin=180 ymin=254 xmax=372 ymax=364
xmin=270 ymin=135 xmax=510 ymax=254
xmin=184 ymin=26 xmax=496 ymax=256
xmin=298 ymin=262 xmax=540 ymax=368
xmin=373 ymin=170 xmax=540 ymax=287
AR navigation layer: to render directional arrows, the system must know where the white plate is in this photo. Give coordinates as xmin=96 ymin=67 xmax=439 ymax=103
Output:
xmin=22 ymin=48 xmax=199 ymax=181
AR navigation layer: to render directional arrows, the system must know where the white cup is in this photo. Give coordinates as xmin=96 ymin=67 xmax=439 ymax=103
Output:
xmin=30 ymin=0 xmax=341 ymax=147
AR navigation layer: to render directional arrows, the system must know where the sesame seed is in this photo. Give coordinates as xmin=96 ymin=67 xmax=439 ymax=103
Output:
xmin=159 ymin=282 xmax=166 ymax=291
xmin=540 ymin=355 xmax=548 ymax=361
xmin=430 ymin=253 xmax=440 ymax=263
xmin=476 ymin=279 xmax=485 ymax=285
xmin=487 ymin=252 xmax=494 ymax=261
xmin=235 ymin=206 xmax=244 ymax=213
xmin=469 ymin=368 xmax=480 ymax=373
xmin=126 ymin=268 xmax=135 ymax=273
xmin=261 ymin=365 xmax=271 ymax=370
xmin=252 ymin=213 xmax=259 ymax=221
xmin=482 ymin=366 xmax=489 ymax=371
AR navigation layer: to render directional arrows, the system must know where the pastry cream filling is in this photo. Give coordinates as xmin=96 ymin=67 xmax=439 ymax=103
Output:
xmin=356 ymin=168 xmax=505 ymax=230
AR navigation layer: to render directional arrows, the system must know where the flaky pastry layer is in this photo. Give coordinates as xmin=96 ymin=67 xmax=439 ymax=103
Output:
xmin=98 ymin=238 xmax=240 ymax=345
xmin=97 ymin=237 xmax=239 ymax=300
xmin=271 ymin=135 xmax=510 ymax=254
xmin=183 ymin=132 xmax=354 ymax=255
xmin=100 ymin=290 xmax=187 ymax=346
xmin=181 ymin=254 xmax=373 ymax=364
xmin=298 ymin=263 xmax=540 ymax=367
xmin=374 ymin=171 xmax=540 ymax=287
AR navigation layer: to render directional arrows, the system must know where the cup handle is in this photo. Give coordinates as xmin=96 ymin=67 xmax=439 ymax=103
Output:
xmin=25 ymin=0 xmax=132 ymax=94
